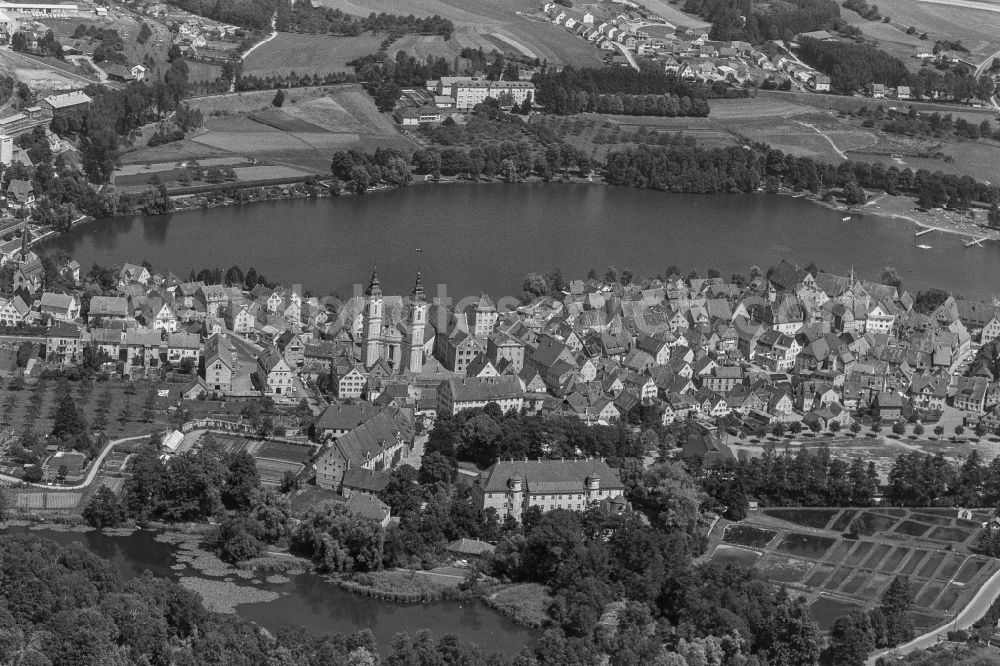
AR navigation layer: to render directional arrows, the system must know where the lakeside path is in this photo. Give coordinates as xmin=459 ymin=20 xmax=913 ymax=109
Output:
xmin=867 ymin=567 xmax=1000 ymax=664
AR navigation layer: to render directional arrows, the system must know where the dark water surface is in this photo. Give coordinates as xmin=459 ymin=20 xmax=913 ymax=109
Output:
xmin=42 ymin=183 xmax=1000 ymax=299
xmin=0 ymin=527 xmax=537 ymax=656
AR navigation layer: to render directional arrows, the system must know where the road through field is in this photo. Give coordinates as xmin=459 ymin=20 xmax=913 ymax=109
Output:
xmin=867 ymin=567 xmax=1000 ymax=664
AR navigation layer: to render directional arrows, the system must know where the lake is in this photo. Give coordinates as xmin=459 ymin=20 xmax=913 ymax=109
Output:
xmin=0 ymin=527 xmax=537 ymax=657
xmin=42 ymin=183 xmax=1000 ymax=300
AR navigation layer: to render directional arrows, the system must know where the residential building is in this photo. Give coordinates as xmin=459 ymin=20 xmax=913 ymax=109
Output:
xmin=437 ymin=376 xmax=524 ymax=416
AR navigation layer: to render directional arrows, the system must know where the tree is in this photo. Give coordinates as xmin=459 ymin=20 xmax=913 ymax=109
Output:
xmin=272 ymin=88 xmax=285 ymax=107
xmin=418 ymin=451 xmax=456 ymax=485
xmin=989 ymin=202 xmax=1000 ymax=228
xmin=51 ymin=388 xmax=87 ymax=440
xmin=290 ymin=501 xmax=384 ymax=572
xmin=955 ymin=425 xmax=965 ymax=438
xmin=828 ymin=609 xmax=874 ymax=666
xmin=934 ymin=424 xmax=945 ymax=438
xmin=914 ymin=423 xmax=924 ymax=436
xmin=850 ymin=421 xmax=862 ymax=434
xmin=891 ymin=421 xmax=905 ymax=436
xmin=881 ymin=575 xmax=915 ymax=646
xmin=215 ymin=516 xmax=265 ymax=563
xmin=83 ymin=486 xmax=126 ymax=528
xmin=222 ymin=452 xmax=261 ymax=512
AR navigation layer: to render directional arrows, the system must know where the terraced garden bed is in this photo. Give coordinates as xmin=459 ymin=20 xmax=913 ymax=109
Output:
xmin=762 ymin=508 xmax=837 ymax=529
xmin=917 ymin=554 xmax=945 ymax=579
xmin=830 ymin=509 xmax=857 ymax=532
xmin=854 ymin=512 xmax=898 ymax=536
xmin=810 ymin=596 xmax=862 ymax=631
xmin=901 ymin=550 xmax=929 ymax=575
xmin=776 ymin=533 xmax=836 ymax=559
xmin=862 ymin=544 xmax=892 ymax=569
xmin=805 ymin=564 xmax=835 ymax=587
xmin=928 ymin=526 xmax=973 ymax=542
xmin=955 ymin=559 xmax=986 ymax=584
xmin=758 ymin=555 xmax=813 ymax=584
xmin=723 ymin=524 xmax=776 ymax=549
xmin=711 ymin=544 xmax=761 ymax=568
xmin=895 ymin=520 xmax=931 ymax=537
xmin=845 ymin=541 xmax=874 ymax=567
xmin=881 ymin=547 xmax=909 ymax=572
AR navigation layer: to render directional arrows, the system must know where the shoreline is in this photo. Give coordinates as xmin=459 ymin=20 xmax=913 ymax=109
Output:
xmin=52 ymin=175 xmax=998 ymax=253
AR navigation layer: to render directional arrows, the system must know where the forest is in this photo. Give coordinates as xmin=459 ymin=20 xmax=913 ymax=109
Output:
xmin=603 ymin=143 xmax=999 ymax=208
xmin=275 ymin=2 xmax=454 ymax=38
xmin=684 ymin=0 xmax=844 ymax=43
xmin=532 ymin=65 xmax=710 ymax=116
xmin=165 ymin=0 xmax=276 ymax=30
xmin=797 ymin=37 xmax=910 ymax=92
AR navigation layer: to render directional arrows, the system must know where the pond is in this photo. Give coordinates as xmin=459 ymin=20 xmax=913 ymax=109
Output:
xmin=0 ymin=527 xmax=538 ymax=656
xmin=775 ymin=533 xmax=836 ymax=560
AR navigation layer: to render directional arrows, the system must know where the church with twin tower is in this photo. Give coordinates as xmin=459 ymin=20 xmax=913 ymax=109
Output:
xmin=361 ymin=267 xmax=427 ymax=374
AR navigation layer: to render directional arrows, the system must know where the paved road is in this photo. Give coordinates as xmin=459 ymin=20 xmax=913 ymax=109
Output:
xmin=0 ymin=434 xmax=148 ymax=490
xmin=867 ymin=567 xmax=1000 ymax=664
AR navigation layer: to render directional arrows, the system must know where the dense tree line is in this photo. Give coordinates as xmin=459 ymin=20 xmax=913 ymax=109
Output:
xmin=797 ymin=37 xmax=910 ymax=92
xmin=532 ymin=64 xmax=709 ymax=116
xmin=425 ymin=407 xmax=642 ymax=469
xmin=275 ymin=1 xmax=454 ymax=38
xmin=165 ymin=0 xmax=276 ymax=30
xmin=842 ymin=0 xmax=882 ymax=21
xmin=72 ymin=24 xmax=127 ymax=64
xmin=685 ymin=0 xmax=844 ymax=43
xmin=699 ymin=445 xmax=879 ymax=518
xmin=878 ymin=105 xmax=999 ymax=141
xmin=603 ymin=143 xmax=1000 ymax=207
xmin=11 ymin=29 xmax=63 ymax=57
xmin=329 ymin=147 xmax=412 ymax=194
xmin=233 ymin=70 xmax=356 ymax=92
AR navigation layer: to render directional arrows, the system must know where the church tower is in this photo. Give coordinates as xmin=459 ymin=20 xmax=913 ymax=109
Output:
xmin=406 ymin=272 xmax=427 ymax=373
xmin=363 ymin=267 xmax=383 ymax=368
xmin=19 ymin=224 xmax=30 ymax=264
xmin=474 ymin=293 xmax=498 ymax=337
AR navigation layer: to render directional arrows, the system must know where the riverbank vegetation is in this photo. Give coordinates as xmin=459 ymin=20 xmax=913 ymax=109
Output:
xmin=603 ymin=142 xmax=1000 ymax=208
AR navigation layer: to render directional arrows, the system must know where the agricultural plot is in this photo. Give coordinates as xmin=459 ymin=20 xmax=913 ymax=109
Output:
xmin=844 ymin=17 xmax=934 ymax=72
xmin=244 ymin=33 xmax=383 ymax=77
xmin=863 ymin=0 xmax=1000 ymax=64
xmin=712 ymin=506 xmax=1000 ymax=633
xmin=310 ymin=0 xmax=603 ymax=65
xmin=187 ymin=85 xmax=414 ymax=173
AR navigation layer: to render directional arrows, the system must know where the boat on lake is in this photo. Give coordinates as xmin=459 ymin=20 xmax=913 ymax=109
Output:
xmin=916 ymin=244 xmax=932 ymax=249
xmin=842 ymin=216 xmax=851 ymax=221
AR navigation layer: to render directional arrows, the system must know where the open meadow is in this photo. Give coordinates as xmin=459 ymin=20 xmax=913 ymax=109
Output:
xmin=243 ymin=32 xmax=383 ymax=77
xmin=311 ymin=0 xmax=604 ymax=65
xmin=864 ymin=0 xmax=1000 ymax=64
xmin=842 ymin=15 xmax=935 ymax=72
xmin=181 ymin=85 xmax=415 ymax=173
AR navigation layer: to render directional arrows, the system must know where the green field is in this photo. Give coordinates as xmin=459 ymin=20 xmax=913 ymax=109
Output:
xmin=187 ymin=85 xmax=416 ymax=172
xmin=244 ymin=32 xmax=383 ymax=77
xmin=864 ymin=0 xmax=1000 ymax=63
xmin=311 ymin=0 xmax=604 ymax=65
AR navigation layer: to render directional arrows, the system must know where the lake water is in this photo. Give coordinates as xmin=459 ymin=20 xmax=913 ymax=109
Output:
xmin=42 ymin=183 xmax=1000 ymax=300
xmin=0 ymin=527 xmax=537 ymax=656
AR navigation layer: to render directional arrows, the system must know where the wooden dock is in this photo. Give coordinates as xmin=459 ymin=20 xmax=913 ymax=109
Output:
xmin=965 ymin=237 xmax=986 ymax=248
xmin=914 ymin=228 xmax=934 ymax=237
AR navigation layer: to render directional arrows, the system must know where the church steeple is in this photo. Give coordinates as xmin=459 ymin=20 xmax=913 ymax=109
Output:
xmin=411 ymin=271 xmax=424 ymax=301
xmin=20 ymin=224 xmax=30 ymax=262
xmin=366 ymin=266 xmax=382 ymax=297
